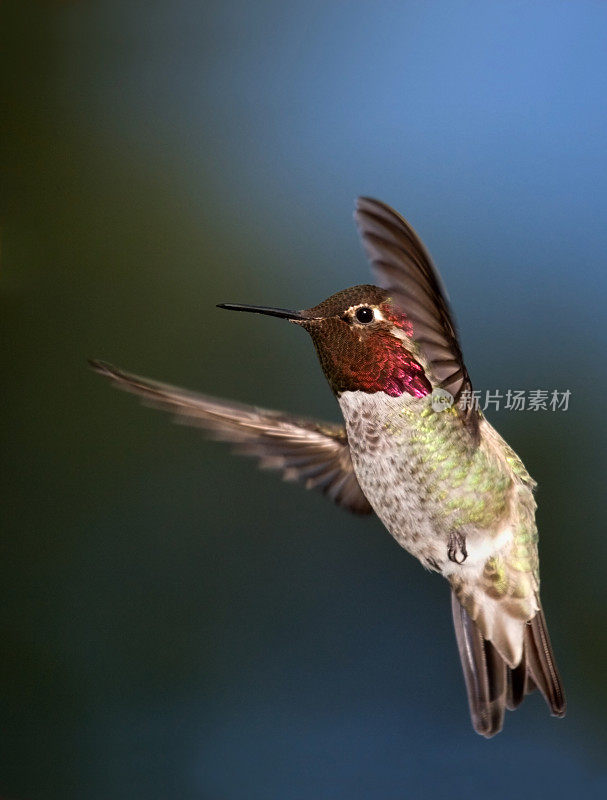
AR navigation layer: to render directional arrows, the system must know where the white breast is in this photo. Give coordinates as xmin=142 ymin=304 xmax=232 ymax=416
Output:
xmin=338 ymin=390 xmax=448 ymax=568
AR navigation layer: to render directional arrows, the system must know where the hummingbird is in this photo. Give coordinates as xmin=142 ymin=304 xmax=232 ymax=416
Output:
xmin=90 ymin=197 xmax=565 ymax=737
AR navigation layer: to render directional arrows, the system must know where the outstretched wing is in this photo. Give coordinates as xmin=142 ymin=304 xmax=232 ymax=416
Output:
xmin=90 ymin=360 xmax=373 ymax=515
xmin=354 ymin=197 xmax=478 ymax=436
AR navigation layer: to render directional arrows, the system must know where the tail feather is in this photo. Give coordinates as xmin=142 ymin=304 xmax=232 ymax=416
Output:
xmin=524 ymin=601 xmax=566 ymax=716
xmin=451 ymin=591 xmax=507 ymax=737
xmin=505 ymin=660 xmax=527 ymax=710
xmin=451 ymin=590 xmax=566 ymax=737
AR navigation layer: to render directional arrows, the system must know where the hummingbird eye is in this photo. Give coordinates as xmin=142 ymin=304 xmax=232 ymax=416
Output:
xmin=355 ymin=306 xmax=374 ymax=324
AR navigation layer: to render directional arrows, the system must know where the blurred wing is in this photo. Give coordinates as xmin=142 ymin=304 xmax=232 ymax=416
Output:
xmin=90 ymin=360 xmax=373 ymax=515
xmin=354 ymin=197 xmax=478 ymax=436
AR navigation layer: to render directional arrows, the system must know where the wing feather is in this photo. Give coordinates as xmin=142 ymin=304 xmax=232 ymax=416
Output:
xmin=354 ymin=197 xmax=478 ymax=437
xmin=89 ymin=360 xmax=373 ymax=515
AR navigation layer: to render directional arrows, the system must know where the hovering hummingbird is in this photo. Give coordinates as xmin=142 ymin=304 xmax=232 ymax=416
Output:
xmin=90 ymin=197 xmax=565 ymax=737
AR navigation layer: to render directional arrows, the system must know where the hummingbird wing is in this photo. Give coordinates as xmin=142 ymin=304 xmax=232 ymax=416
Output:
xmin=354 ymin=197 xmax=478 ymax=437
xmin=89 ymin=360 xmax=374 ymax=515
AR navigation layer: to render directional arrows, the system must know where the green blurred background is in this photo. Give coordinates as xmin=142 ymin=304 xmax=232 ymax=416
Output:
xmin=2 ymin=1 xmax=606 ymax=798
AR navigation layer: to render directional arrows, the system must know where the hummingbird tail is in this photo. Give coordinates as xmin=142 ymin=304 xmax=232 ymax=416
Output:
xmin=451 ymin=590 xmax=508 ymax=737
xmin=451 ymin=591 xmax=566 ymax=738
xmin=521 ymin=598 xmax=566 ymax=718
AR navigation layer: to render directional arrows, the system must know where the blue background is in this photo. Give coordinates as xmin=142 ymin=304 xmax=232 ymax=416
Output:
xmin=2 ymin=1 xmax=606 ymax=797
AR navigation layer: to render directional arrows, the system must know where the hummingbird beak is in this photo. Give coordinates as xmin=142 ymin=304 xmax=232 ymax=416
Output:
xmin=217 ymin=303 xmax=307 ymax=322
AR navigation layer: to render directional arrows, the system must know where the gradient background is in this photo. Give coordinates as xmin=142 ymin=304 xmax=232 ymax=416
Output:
xmin=2 ymin=1 xmax=606 ymax=798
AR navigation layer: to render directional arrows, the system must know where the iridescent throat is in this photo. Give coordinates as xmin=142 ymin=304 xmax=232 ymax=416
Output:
xmin=348 ymin=335 xmax=431 ymax=398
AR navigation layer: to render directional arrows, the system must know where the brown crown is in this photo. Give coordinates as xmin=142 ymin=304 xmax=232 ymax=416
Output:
xmin=299 ymin=285 xmax=430 ymax=399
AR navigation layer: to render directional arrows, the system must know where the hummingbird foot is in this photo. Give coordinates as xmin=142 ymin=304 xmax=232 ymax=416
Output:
xmin=448 ymin=531 xmax=468 ymax=564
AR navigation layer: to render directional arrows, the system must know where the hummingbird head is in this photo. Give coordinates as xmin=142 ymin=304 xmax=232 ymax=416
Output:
xmin=218 ymin=285 xmax=432 ymax=399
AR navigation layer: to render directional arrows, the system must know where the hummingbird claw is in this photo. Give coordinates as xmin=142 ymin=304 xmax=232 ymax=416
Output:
xmin=448 ymin=532 xmax=468 ymax=564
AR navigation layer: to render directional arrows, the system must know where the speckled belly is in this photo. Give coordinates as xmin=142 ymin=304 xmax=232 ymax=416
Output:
xmin=338 ymin=390 xmax=512 ymax=572
xmin=338 ymin=391 xmax=448 ymax=568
